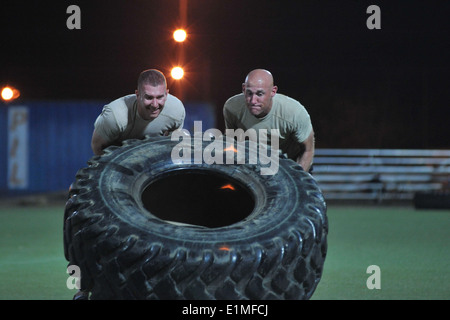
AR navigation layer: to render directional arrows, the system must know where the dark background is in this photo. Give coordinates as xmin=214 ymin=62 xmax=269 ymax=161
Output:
xmin=1 ymin=0 xmax=449 ymax=149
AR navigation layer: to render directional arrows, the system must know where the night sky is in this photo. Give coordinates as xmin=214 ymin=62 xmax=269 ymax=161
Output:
xmin=1 ymin=0 xmax=449 ymax=149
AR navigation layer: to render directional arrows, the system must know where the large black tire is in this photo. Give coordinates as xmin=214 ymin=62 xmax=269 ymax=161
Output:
xmin=64 ymin=136 xmax=328 ymax=300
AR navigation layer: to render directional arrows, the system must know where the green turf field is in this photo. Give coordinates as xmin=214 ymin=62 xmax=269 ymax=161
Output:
xmin=0 ymin=203 xmax=448 ymax=300
xmin=312 ymin=206 xmax=449 ymax=300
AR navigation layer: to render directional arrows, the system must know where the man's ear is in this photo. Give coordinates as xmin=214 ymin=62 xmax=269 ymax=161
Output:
xmin=135 ymin=89 xmax=139 ymax=97
xmin=271 ymin=85 xmax=278 ymax=97
xmin=242 ymin=83 xmax=246 ymax=93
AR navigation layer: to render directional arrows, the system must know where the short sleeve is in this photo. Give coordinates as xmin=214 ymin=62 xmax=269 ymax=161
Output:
xmin=292 ymin=103 xmax=312 ymax=143
xmin=93 ymin=105 xmax=121 ymax=143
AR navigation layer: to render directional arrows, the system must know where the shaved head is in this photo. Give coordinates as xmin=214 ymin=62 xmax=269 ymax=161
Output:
xmin=242 ymin=69 xmax=278 ymax=118
xmin=244 ymin=69 xmax=275 ymax=87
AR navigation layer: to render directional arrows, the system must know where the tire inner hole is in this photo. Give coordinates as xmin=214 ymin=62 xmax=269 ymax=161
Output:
xmin=141 ymin=170 xmax=255 ymax=228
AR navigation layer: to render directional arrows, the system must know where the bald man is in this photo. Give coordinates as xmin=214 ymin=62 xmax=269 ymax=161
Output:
xmin=223 ymin=69 xmax=315 ymax=172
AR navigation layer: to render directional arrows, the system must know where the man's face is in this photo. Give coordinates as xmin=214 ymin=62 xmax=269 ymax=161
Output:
xmin=136 ymin=83 xmax=168 ymax=120
xmin=242 ymin=81 xmax=277 ymax=118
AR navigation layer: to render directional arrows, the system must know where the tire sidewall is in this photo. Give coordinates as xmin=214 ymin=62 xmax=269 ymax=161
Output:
xmin=91 ymin=138 xmax=324 ymax=248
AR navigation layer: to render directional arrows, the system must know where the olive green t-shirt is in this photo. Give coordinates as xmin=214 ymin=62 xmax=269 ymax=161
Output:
xmin=94 ymin=94 xmax=185 ymax=144
xmin=223 ymin=93 xmax=312 ymax=160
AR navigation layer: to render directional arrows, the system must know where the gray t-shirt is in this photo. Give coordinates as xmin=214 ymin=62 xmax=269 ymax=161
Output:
xmin=223 ymin=93 xmax=312 ymax=160
xmin=94 ymin=94 xmax=185 ymax=143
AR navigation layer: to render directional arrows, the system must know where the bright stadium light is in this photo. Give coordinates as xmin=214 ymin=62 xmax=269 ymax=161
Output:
xmin=173 ymin=29 xmax=187 ymax=42
xmin=171 ymin=67 xmax=184 ymax=80
xmin=1 ymin=86 xmax=20 ymax=102
xmin=1 ymin=87 xmax=13 ymax=100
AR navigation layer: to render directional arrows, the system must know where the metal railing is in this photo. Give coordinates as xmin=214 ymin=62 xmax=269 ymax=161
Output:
xmin=313 ymin=149 xmax=450 ymax=201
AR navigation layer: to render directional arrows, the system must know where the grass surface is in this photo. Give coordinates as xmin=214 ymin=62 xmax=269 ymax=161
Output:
xmin=0 ymin=204 xmax=73 ymax=300
xmin=0 ymin=204 xmax=448 ymax=300
xmin=312 ymin=206 xmax=450 ymax=300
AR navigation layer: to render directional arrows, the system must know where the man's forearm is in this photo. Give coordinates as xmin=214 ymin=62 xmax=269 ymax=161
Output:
xmin=91 ymin=130 xmax=108 ymax=155
xmin=298 ymin=150 xmax=314 ymax=172
xmin=297 ymin=130 xmax=315 ymax=172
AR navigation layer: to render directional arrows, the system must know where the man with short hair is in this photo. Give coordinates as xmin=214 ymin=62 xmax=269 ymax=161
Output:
xmin=73 ymin=69 xmax=185 ymax=300
xmin=223 ymin=69 xmax=315 ymax=172
xmin=91 ymin=69 xmax=185 ymax=155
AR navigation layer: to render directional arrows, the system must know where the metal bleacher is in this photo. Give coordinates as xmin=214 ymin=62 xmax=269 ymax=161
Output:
xmin=313 ymin=149 xmax=450 ymax=202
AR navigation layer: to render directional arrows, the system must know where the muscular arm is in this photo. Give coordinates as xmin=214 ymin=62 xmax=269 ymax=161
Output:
xmin=296 ymin=129 xmax=315 ymax=173
xmin=91 ymin=129 xmax=110 ymax=155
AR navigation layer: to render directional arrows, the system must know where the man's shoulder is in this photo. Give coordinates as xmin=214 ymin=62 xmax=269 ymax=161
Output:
xmin=273 ymin=94 xmax=308 ymax=116
xmin=225 ymin=93 xmax=245 ymax=105
xmin=166 ymin=94 xmax=184 ymax=108
xmin=94 ymin=95 xmax=136 ymax=135
xmin=224 ymin=93 xmax=245 ymax=112
xmin=161 ymin=94 xmax=185 ymax=119
xmin=274 ymin=93 xmax=302 ymax=109
xmin=106 ymin=94 xmax=136 ymax=112
xmin=270 ymin=94 xmax=311 ymax=132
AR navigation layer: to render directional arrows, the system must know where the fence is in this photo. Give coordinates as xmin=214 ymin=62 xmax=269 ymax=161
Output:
xmin=313 ymin=149 xmax=450 ymax=203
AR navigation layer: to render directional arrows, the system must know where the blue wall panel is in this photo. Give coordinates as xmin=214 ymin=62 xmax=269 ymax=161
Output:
xmin=27 ymin=101 xmax=105 ymax=193
xmin=1 ymin=100 xmax=105 ymax=196
xmin=183 ymin=102 xmax=217 ymax=133
xmin=1 ymin=100 xmax=216 ymax=196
